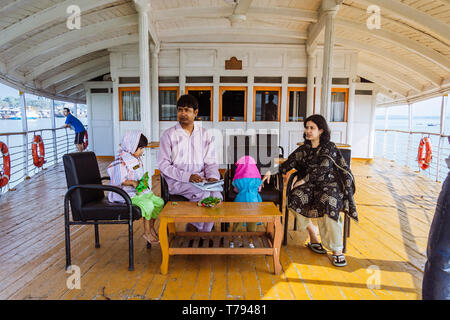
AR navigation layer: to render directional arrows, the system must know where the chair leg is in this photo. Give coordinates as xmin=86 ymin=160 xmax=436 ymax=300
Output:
xmin=94 ymin=223 xmax=100 ymax=248
xmin=293 ymin=216 xmax=297 ymax=231
xmin=283 ymin=205 xmax=289 ymax=246
xmin=128 ymin=220 xmax=134 ymax=271
xmin=65 ymin=220 xmax=71 ymax=270
xmin=343 ymin=215 xmax=350 ymax=254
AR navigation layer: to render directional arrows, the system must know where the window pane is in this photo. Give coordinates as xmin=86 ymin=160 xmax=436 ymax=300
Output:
xmin=221 ymin=90 xmax=245 ymax=121
xmin=121 ymin=90 xmax=140 ymax=121
xmin=188 ymin=90 xmax=211 ymax=121
xmin=330 ymin=91 xmax=345 ymax=122
xmin=255 ymin=90 xmax=279 ymax=121
xmin=159 ymin=90 xmax=177 ymax=121
xmin=288 ymin=91 xmax=307 ymax=122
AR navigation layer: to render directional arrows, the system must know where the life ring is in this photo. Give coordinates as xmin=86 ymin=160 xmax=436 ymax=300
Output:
xmin=0 ymin=141 xmax=10 ymax=187
xmin=83 ymin=131 xmax=88 ymax=150
xmin=418 ymin=137 xmax=432 ymax=170
xmin=32 ymin=135 xmax=45 ymax=168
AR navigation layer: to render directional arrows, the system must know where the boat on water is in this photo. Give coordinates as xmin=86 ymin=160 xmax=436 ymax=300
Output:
xmin=0 ymin=0 xmax=449 ymax=302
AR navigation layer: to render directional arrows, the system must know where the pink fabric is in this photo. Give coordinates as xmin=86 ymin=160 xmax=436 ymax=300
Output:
xmin=107 ymin=131 xmax=144 ymax=202
xmin=233 ymin=156 xmax=261 ymax=181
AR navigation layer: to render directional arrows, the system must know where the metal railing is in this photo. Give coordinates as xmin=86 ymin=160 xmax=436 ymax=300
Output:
xmin=375 ymin=129 xmax=450 ymax=183
xmin=0 ymin=126 xmax=87 ymax=193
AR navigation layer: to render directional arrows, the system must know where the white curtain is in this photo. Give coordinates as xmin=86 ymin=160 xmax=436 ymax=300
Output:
xmin=122 ymin=91 xmax=140 ymax=121
xmin=331 ymin=92 xmax=345 ymax=122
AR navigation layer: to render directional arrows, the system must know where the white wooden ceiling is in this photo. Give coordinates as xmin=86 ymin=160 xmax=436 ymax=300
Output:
xmin=0 ymin=0 xmax=448 ymax=104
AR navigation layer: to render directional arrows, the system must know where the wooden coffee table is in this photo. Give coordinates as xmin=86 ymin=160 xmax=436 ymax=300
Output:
xmin=158 ymin=202 xmax=283 ymax=275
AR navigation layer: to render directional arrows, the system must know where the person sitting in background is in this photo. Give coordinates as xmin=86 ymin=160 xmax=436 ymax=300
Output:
xmin=158 ymin=94 xmax=222 ymax=233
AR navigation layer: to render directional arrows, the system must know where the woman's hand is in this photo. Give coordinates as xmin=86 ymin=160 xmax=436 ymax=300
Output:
xmin=123 ymin=180 xmax=139 ymax=188
xmin=292 ymin=179 xmax=305 ymax=189
xmin=261 ymin=170 xmax=271 ymax=184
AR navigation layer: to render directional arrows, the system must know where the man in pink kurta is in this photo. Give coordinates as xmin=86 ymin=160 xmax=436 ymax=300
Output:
xmin=158 ymin=94 xmax=222 ymax=232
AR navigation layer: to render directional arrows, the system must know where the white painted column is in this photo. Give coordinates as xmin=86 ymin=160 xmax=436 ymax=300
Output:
xmin=150 ymin=43 xmax=160 ymax=140
xmin=19 ymin=91 xmax=29 ymax=178
xmin=320 ymin=7 xmax=338 ymax=121
xmin=136 ymin=2 xmax=152 ymax=141
xmin=179 ymin=48 xmax=185 ymax=95
xmin=436 ymin=94 xmax=448 ymax=181
xmin=383 ymin=106 xmax=389 ymax=158
xmin=74 ymin=103 xmax=78 ymax=117
xmin=346 ymin=80 xmax=356 ymax=145
xmin=306 ymin=52 xmax=315 ymax=117
xmin=368 ymin=90 xmax=378 ymax=158
xmin=51 ymin=99 xmax=58 ymax=163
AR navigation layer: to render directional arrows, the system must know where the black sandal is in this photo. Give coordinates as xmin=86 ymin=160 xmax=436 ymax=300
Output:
xmin=307 ymin=242 xmax=327 ymax=254
xmin=332 ymin=254 xmax=347 ymax=267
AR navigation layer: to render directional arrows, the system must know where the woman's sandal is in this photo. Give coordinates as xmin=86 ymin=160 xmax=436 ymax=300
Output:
xmin=331 ymin=254 xmax=347 ymax=267
xmin=307 ymin=242 xmax=327 ymax=254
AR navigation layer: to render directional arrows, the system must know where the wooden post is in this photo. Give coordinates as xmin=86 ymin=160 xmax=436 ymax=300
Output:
xmin=368 ymin=91 xmax=377 ymax=158
xmin=150 ymin=43 xmax=160 ymax=140
xmin=19 ymin=91 xmax=29 ymax=179
xmin=320 ymin=5 xmax=339 ymax=121
xmin=436 ymin=94 xmax=447 ymax=182
xmin=346 ymin=78 xmax=356 ymax=145
xmin=135 ymin=1 xmax=152 ymax=141
xmin=306 ymin=51 xmax=315 ymax=117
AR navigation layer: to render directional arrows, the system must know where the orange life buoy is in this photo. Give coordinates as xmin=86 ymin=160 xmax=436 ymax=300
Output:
xmin=32 ymin=135 xmax=45 ymax=168
xmin=418 ymin=137 xmax=432 ymax=170
xmin=0 ymin=141 xmax=10 ymax=187
xmin=83 ymin=131 xmax=88 ymax=150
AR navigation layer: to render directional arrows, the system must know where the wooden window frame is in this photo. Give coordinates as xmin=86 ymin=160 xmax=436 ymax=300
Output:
xmin=119 ymin=86 xmax=140 ymax=121
xmin=185 ymin=86 xmax=213 ymax=121
xmin=253 ymin=86 xmax=281 ymax=122
xmin=287 ymin=87 xmax=307 ymax=122
xmin=219 ymin=86 xmax=247 ymax=122
xmin=158 ymin=86 xmax=180 ymax=122
xmin=331 ymin=88 xmax=349 ymax=122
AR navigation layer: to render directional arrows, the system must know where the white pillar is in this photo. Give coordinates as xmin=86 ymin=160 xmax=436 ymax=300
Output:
xmin=19 ymin=91 xmax=29 ymax=178
xmin=436 ymin=94 xmax=448 ymax=181
xmin=306 ymin=52 xmax=315 ymax=117
xmin=74 ymin=103 xmax=78 ymax=117
xmin=135 ymin=1 xmax=152 ymax=141
xmin=346 ymin=78 xmax=356 ymax=145
xmin=150 ymin=44 xmax=160 ymax=140
xmin=315 ymin=72 xmax=322 ymax=115
xmin=51 ymin=100 xmax=58 ymax=163
xmin=320 ymin=7 xmax=338 ymax=121
xmin=368 ymin=91 xmax=377 ymax=158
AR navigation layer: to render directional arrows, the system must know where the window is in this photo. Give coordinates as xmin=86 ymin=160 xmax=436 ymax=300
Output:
xmin=219 ymin=87 xmax=247 ymax=121
xmin=119 ymin=87 xmax=140 ymax=121
xmin=287 ymin=88 xmax=307 ymax=122
xmin=159 ymin=87 xmax=179 ymax=121
xmin=330 ymin=88 xmax=348 ymax=122
xmin=186 ymin=86 xmax=212 ymax=121
xmin=253 ymin=87 xmax=280 ymax=121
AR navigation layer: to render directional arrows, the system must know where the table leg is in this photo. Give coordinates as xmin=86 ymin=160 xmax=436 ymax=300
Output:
xmin=159 ymin=217 xmax=169 ymax=275
xmin=168 ymin=222 xmax=175 ymax=234
xmin=273 ymin=218 xmax=282 ymax=275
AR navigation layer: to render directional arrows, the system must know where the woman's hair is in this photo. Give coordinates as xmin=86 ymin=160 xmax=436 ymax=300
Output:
xmin=136 ymin=134 xmax=148 ymax=151
xmin=177 ymin=94 xmax=198 ymax=110
xmin=303 ymin=114 xmax=331 ymax=145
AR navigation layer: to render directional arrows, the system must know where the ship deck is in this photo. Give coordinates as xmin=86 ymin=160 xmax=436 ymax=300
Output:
xmin=0 ymin=158 xmax=442 ymax=300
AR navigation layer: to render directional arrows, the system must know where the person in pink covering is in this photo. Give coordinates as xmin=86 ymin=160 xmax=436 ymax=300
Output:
xmin=231 ymin=155 xmax=263 ymax=234
xmin=158 ymin=94 xmax=223 ymax=232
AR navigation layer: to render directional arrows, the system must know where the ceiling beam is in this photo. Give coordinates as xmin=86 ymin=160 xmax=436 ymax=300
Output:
xmin=349 ymin=0 xmax=450 ymax=43
xmin=40 ymin=56 xmax=109 ymax=89
xmin=358 ymin=59 xmax=422 ymax=93
xmin=0 ymin=0 xmax=34 ymax=14
xmin=63 ymin=84 xmax=85 ymax=97
xmin=335 ymin=37 xmax=442 ymax=87
xmin=5 ymin=14 xmax=137 ymax=73
xmin=55 ymin=66 xmax=110 ymax=93
xmin=0 ymin=0 xmax=117 ymax=47
xmin=25 ymin=34 xmax=138 ymax=81
xmin=160 ymin=26 xmax=307 ymax=40
xmin=358 ymin=67 xmax=409 ymax=97
xmin=335 ymin=18 xmax=450 ymax=72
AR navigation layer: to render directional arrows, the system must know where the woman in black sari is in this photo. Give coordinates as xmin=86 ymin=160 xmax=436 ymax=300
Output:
xmin=263 ymin=114 xmax=357 ymax=267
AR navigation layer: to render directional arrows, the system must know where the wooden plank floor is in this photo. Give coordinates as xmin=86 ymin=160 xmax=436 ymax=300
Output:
xmin=0 ymin=158 xmax=443 ymax=300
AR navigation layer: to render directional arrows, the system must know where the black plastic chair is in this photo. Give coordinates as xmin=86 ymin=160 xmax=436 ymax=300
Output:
xmin=63 ymin=152 xmax=143 ymax=272
xmin=283 ymin=148 xmax=352 ymax=253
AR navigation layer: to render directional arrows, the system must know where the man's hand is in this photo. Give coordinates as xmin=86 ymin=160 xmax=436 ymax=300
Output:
xmin=261 ymin=170 xmax=271 ymax=184
xmin=189 ymin=174 xmax=204 ymax=183
xmin=207 ymin=178 xmax=218 ymax=182
xmin=292 ymin=179 xmax=305 ymax=189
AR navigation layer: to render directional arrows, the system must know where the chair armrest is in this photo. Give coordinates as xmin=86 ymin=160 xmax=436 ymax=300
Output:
xmin=286 ymin=169 xmax=298 ymax=193
xmin=160 ymin=175 xmax=170 ymax=204
xmin=278 ymin=146 xmax=284 ymax=158
xmin=101 ymin=176 xmax=110 ymax=181
xmin=64 ymin=184 xmax=133 ymax=221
